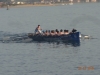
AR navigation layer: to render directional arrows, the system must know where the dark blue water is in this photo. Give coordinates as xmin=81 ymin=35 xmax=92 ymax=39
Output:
xmin=0 ymin=3 xmax=100 ymax=75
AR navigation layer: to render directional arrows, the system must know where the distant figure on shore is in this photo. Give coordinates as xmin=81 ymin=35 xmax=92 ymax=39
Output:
xmin=35 ymin=25 xmax=42 ymax=34
xmin=7 ymin=5 xmax=9 ymax=10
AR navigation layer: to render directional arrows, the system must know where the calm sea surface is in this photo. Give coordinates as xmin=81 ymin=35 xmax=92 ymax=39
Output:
xmin=0 ymin=3 xmax=100 ymax=75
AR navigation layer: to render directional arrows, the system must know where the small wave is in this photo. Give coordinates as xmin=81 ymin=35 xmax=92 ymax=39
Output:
xmin=80 ymin=34 xmax=97 ymax=39
xmin=0 ymin=31 xmax=33 ymax=43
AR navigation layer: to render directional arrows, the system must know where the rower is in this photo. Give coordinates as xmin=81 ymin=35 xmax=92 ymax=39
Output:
xmin=60 ymin=29 xmax=64 ymax=35
xmin=35 ymin=25 xmax=42 ymax=34
xmin=45 ymin=30 xmax=50 ymax=36
xmin=50 ymin=30 xmax=55 ymax=36
xmin=55 ymin=29 xmax=59 ymax=35
xmin=64 ymin=30 xmax=69 ymax=35
xmin=56 ymin=31 xmax=60 ymax=36
xmin=72 ymin=29 xmax=77 ymax=33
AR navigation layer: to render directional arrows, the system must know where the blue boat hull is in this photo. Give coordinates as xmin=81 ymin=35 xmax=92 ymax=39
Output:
xmin=28 ymin=32 xmax=80 ymax=43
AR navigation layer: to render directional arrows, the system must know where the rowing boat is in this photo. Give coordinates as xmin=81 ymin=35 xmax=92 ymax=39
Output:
xmin=28 ymin=32 xmax=80 ymax=43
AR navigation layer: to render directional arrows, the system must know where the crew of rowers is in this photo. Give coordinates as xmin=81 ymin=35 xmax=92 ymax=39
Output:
xmin=35 ymin=25 xmax=77 ymax=36
xmin=42 ymin=29 xmax=69 ymax=36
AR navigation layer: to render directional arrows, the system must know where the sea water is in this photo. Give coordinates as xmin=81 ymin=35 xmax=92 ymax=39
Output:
xmin=0 ymin=3 xmax=100 ymax=75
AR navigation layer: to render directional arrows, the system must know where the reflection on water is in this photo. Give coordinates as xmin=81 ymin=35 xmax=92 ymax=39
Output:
xmin=32 ymin=41 xmax=80 ymax=48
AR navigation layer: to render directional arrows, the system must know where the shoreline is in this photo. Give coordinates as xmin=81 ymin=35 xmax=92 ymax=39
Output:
xmin=0 ymin=3 xmax=63 ymax=8
xmin=9 ymin=4 xmax=55 ymax=8
xmin=0 ymin=2 xmax=98 ymax=8
xmin=0 ymin=2 xmax=79 ymax=8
